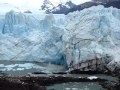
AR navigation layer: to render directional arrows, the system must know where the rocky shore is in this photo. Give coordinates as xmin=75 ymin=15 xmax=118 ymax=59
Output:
xmin=0 ymin=73 xmax=119 ymax=90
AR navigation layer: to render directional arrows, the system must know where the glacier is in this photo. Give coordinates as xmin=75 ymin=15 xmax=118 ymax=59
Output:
xmin=0 ymin=5 xmax=120 ymax=72
xmin=63 ymin=5 xmax=120 ymax=71
xmin=0 ymin=10 xmax=66 ymax=65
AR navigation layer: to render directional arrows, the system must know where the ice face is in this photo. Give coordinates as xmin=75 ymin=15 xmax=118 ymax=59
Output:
xmin=0 ymin=5 xmax=120 ymax=70
xmin=63 ymin=5 xmax=120 ymax=70
xmin=0 ymin=10 xmax=66 ymax=66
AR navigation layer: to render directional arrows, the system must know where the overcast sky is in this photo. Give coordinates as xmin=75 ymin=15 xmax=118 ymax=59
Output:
xmin=0 ymin=0 xmax=91 ymax=9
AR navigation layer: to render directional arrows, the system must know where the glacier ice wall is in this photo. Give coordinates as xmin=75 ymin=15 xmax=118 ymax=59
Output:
xmin=0 ymin=10 xmax=67 ymax=65
xmin=0 ymin=5 xmax=120 ymax=70
xmin=63 ymin=5 xmax=120 ymax=70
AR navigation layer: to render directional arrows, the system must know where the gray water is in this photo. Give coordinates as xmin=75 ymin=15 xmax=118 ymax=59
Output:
xmin=46 ymin=74 xmax=118 ymax=90
xmin=47 ymin=82 xmax=105 ymax=90
xmin=0 ymin=60 xmax=66 ymax=76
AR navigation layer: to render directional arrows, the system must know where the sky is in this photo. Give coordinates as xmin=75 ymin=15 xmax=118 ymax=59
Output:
xmin=0 ymin=0 xmax=91 ymax=9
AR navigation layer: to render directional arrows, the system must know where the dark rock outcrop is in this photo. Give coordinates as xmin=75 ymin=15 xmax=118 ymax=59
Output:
xmin=66 ymin=1 xmax=120 ymax=14
xmin=0 ymin=75 xmax=119 ymax=90
xmin=45 ymin=1 xmax=76 ymax=14
xmin=0 ymin=76 xmax=106 ymax=90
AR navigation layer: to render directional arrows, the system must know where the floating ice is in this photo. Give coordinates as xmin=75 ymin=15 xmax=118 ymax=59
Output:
xmin=88 ymin=76 xmax=98 ymax=80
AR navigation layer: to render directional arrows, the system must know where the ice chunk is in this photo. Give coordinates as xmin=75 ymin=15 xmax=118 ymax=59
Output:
xmin=88 ymin=76 xmax=98 ymax=80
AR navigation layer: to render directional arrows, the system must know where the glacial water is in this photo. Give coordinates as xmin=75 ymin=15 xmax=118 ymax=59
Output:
xmin=47 ymin=82 xmax=105 ymax=90
xmin=0 ymin=60 xmax=66 ymax=76
xmin=46 ymin=74 xmax=119 ymax=90
xmin=0 ymin=61 xmax=119 ymax=90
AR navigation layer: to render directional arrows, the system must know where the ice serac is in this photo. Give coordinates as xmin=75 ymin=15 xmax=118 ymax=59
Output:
xmin=3 ymin=11 xmax=66 ymax=36
xmin=3 ymin=10 xmax=41 ymax=36
xmin=0 ymin=10 xmax=66 ymax=65
xmin=63 ymin=5 xmax=120 ymax=71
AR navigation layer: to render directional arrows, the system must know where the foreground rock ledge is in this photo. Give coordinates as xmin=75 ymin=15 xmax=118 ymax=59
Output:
xmin=0 ymin=75 xmax=119 ymax=90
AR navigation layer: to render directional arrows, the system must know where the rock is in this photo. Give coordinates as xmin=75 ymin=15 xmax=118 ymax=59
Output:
xmin=32 ymin=72 xmax=47 ymax=74
xmin=0 ymin=74 xmax=118 ymax=90
xmin=52 ymin=72 xmax=67 ymax=74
